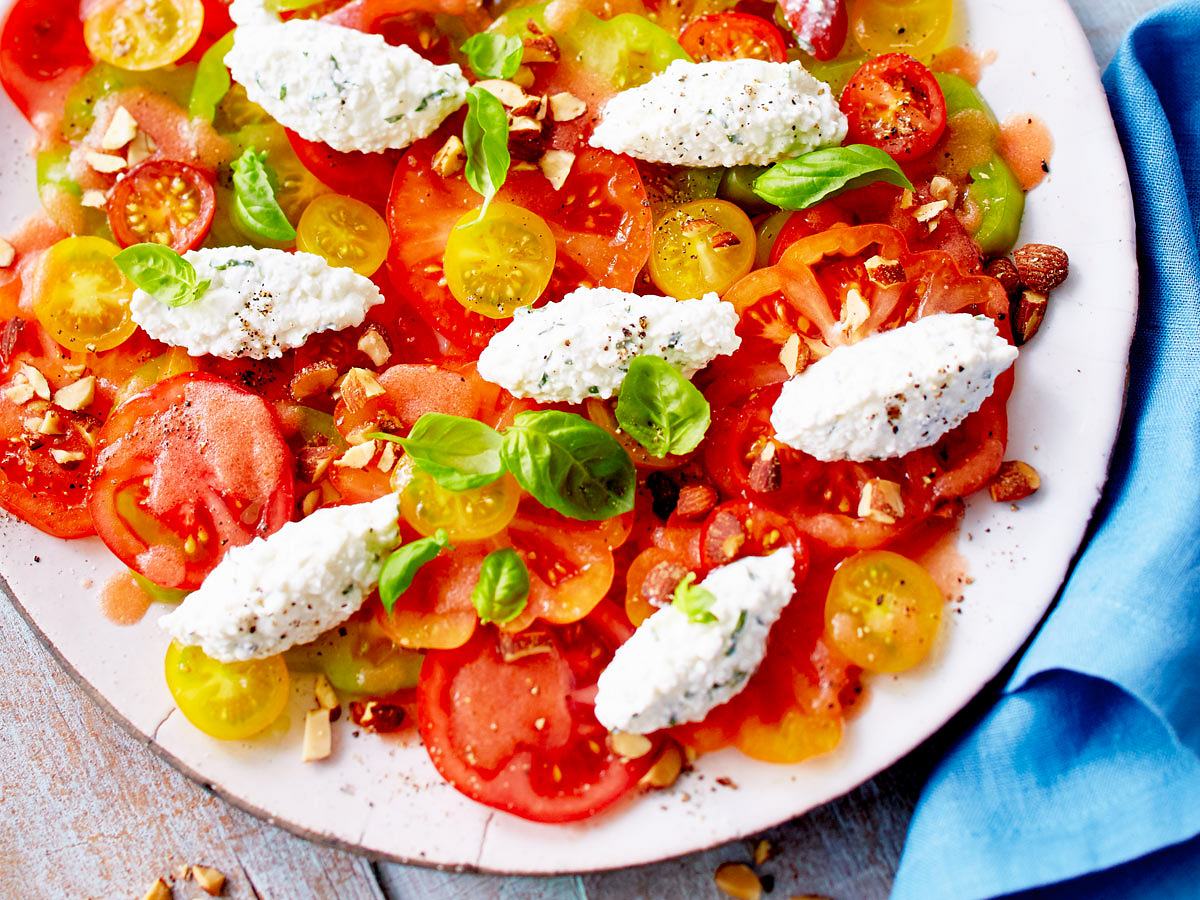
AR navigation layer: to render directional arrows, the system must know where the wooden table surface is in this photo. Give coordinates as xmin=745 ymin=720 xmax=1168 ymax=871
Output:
xmin=0 ymin=2 xmax=1164 ymax=897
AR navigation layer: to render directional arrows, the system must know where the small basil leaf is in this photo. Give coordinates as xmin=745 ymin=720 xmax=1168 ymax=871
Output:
xmin=471 ymin=548 xmax=530 ymax=625
xmin=378 ymin=530 xmax=453 ymax=614
xmin=189 ymin=31 xmax=234 ymax=122
xmin=462 ymin=85 xmax=510 ymax=218
xmin=231 ymin=148 xmax=297 ymax=243
xmin=114 ymin=244 xmax=210 ymax=308
xmin=753 ymin=144 xmax=913 ymax=211
xmin=500 ymin=410 xmax=635 ymax=522
xmin=460 ymin=33 xmax=524 ymax=80
xmin=671 ymin=572 xmax=717 ymax=624
xmin=615 ymin=356 xmax=711 ymax=458
xmin=372 ymin=413 xmax=505 ymax=492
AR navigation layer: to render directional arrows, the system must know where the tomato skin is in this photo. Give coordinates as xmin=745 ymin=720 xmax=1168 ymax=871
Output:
xmin=0 ymin=0 xmax=90 ymax=128
xmin=679 ymin=13 xmax=788 ymax=62
xmin=286 ymin=130 xmax=400 ymax=213
xmin=841 ymin=53 xmax=947 ymax=160
xmin=779 ymin=0 xmax=848 ymax=61
xmin=108 ymin=160 xmax=217 ymax=252
xmin=768 ymin=202 xmax=854 ymax=266
xmin=89 ymin=373 xmax=295 ymax=590
xmin=418 ymin=626 xmax=653 ymax=823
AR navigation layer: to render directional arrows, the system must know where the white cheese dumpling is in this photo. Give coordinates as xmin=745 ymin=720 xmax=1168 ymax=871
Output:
xmin=476 ymin=287 xmax=741 ymax=404
xmin=226 ymin=0 xmax=467 ymax=153
xmin=589 ymin=59 xmax=847 ymax=167
xmin=771 ymin=313 xmax=1019 ymax=462
xmin=594 ymin=549 xmax=796 ymax=735
xmin=159 ymin=494 xmax=400 ymax=662
xmin=128 ymin=247 xmax=385 ymax=360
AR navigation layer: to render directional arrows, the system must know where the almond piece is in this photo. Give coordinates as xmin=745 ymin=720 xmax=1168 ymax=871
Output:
xmin=639 ymin=741 xmax=683 ymax=789
xmin=913 ymin=200 xmax=949 ymax=223
xmin=753 ymin=838 xmax=773 ymax=866
xmin=313 ymin=673 xmax=339 ymax=711
xmin=334 ymin=440 xmax=376 ymax=470
xmin=714 ymin=862 xmax=762 ymax=900
xmin=18 ymin=363 xmax=51 ymax=400
xmin=839 ymin=286 xmax=870 ymax=337
xmin=126 ymin=130 xmax=156 ymax=167
xmin=339 ymin=367 xmax=386 ymax=411
xmin=190 ymin=865 xmax=226 ymax=897
xmin=50 ymin=449 xmax=87 ymax=466
xmin=302 ymin=708 xmax=333 ymax=762
xmin=86 ymin=151 xmax=127 ymax=174
xmin=1014 ymin=290 xmax=1049 ymax=345
xmin=54 ymin=376 xmax=96 ymax=411
xmin=539 ymin=149 xmax=576 ymax=191
xmin=349 ymin=699 xmax=406 ymax=733
xmin=779 ymin=333 xmax=803 ymax=377
xmin=2 ymin=379 xmax=34 ymax=405
xmin=1013 ymin=243 xmax=1069 ymax=293
xmin=747 ymin=442 xmax=781 ymax=494
xmin=609 ymin=731 xmax=653 ymax=759
xmin=548 ymin=91 xmax=586 ymax=122
xmin=431 ymin=134 xmax=466 ymax=178
xmin=357 ymin=327 xmax=391 ymax=367
xmin=640 ymin=560 xmax=689 ymax=607
xmin=523 ymin=32 xmax=560 ymax=63
xmin=989 ymin=460 xmax=1041 ymax=503
xmin=929 ymin=175 xmax=958 ymax=206
xmin=37 ymin=410 xmax=65 ymax=435
xmin=858 ymin=478 xmax=905 ymax=524
xmin=864 ymin=255 xmax=906 ymax=287
xmin=710 ymin=230 xmax=741 ymax=249
xmin=703 ymin=508 xmax=746 ymax=565
xmin=141 ymin=878 xmax=172 ymax=900
xmin=508 ymin=115 xmax=545 ymax=161
xmin=674 ymin=483 xmax=717 ymax=520
xmin=0 ymin=237 xmax=15 ymax=269
xmin=475 ymin=79 xmax=530 ymax=108
xmin=101 ymin=105 xmax=139 ymax=151
xmin=289 ymin=361 xmax=339 ymax=402
xmin=81 ymin=189 xmax=109 ymax=209
xmin=985 ymin=257 xmax=1021 ymax=295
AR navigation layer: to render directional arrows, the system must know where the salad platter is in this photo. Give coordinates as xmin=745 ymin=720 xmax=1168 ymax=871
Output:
xmin=0 ymin=0 xmax=1136 ymax=873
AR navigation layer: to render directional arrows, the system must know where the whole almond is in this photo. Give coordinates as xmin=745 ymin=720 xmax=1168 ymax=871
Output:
xmin=985 ymin=257 xmax=1021 ymax=295
xmin=1014 ymin=290 xmax=1049 ymax=345
xmin=1013 ymin=243 xmax=1069 ymax=293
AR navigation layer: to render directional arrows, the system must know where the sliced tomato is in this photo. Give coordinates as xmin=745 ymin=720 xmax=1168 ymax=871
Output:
xmin=779 ymin=0 xmax=848 ymax=61
xmin=0 ymin=0 xmax=90 ymax=129
xmin=334 ymin=361 xmax=504 ymax=439
xmin=108 ymin=160 xmax=217 ymax=252
xmin=0 ymin=216 xmax=66 ymax=321
xmin=418 ymin=624 xmax=653 ymax=822
xmin=286 ymin=130 xmax=401 ymax=213
xmin=89 ymin=373 xmax=295 ymax=590
xmin=387 ymin=131 xmax=652 ymax=356
xmin=322 ymin=0 xmax=480 ymax=64
xmin=768 ymin=202 xmax=854 ymax=266
xmin=374 ymin=543 xmax=487 ymax=650
xmin=841 ymin=53 xmax=947 ymax=160
xmin=679 ymin=13 xmax=788 ymax=62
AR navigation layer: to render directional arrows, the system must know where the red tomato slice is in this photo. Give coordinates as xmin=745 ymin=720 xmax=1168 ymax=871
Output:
xmin=679 ymin=13 xmax=788 ymax=62
xmin=374 ymin=544 xmax=487 ymax=650
xmin=334 ymin=361 xmax=504 ymax=438
xmin=841 ymin=53 xmax=947 ymax=160
xmin=286 ymin=130 xmax=401 ymax=213
xmin=108 ymin=160 xmax=217 ymax=253
xmin=0 ymin=0 xmax=90 ymax=130
xmin=768 ymin=201 xmax=854 ymax=266
xmin=89 ymin=373 xmax=295 ymax=590
xmin=387 ymin=130 xmax=652 ymax=356
xmin=322 ymin=0 xmax=481 ymax=64
xmin=779 ymin=0 xmax=848 ymax=61
xmin=418 ymin=625 xmax=653 ymax=823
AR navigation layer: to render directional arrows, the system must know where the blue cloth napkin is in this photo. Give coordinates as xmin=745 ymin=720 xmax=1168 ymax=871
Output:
xmin=890 ymin=4 xmax=1200 ymax=898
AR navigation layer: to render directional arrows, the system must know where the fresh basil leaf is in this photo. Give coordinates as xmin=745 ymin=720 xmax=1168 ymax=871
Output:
xmin=378 ymin=530 xmax=453 ymax=614
xmin=460 ymin=33 xmax=524 ymax=80
xmin=615 ymin=356 xmax=711 ymax=458
xmin=372 ymin=414 xmax=504 ymax=492
xmin=231 ymin=148 xmax=297 ymax=243
xmin=114 ymin=244 xmax=210 ymax=308
xmin=189 ymin=31 xmax=234 ymax=122
xmin=462 ymin=85 xmax=510 ymax=218
xmin=753 ymin=144 xmax=913 ymax=211
xmin=672 ymin=572 xmax=717 ymax=624
xmin=500 ymin=410 xmax=635 ymax=522
xmin=471 ymin=548 xmax=530 ymax=625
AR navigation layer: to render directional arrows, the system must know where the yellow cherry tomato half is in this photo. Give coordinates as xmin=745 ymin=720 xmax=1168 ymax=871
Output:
xmin=297 ymin=194 xmax=390 ymax=277
xmin=84 ymin=0 xmax=206 ymax=72
xmin=443 ymin=202 xmax=557 ymax=319
xmin=825 ymin=550 xmax=944 ymax=674
xmin=33 ymin=236 xmax=137 ymax=353
xmin=649 ymin=198 xmax=756 ymax=299
xmin=401 ymin=469 xmax=522 ymax=543
xmin=164 ymin=641 xmax=290 ymax=741
xmin=849 ymin=0 xmax=954 ymax=60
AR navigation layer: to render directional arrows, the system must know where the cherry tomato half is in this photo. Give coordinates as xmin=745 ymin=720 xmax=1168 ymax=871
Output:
xmin=650 ymin=198 xmax=756 ymax=299
xmin=297 ymin=193 xmax=390 ymax=277
xmin=108 ymin=159 xmax=217 ymax=253
xmin=779 ymin=0 xmax=849 ymax=61
xmin=849 ymin=0 xmax=953 ymax=60
xmin=165 ymin=641 xmax=290 ymax=740
xmin=679 ymin=13 xmax=788 ymax=63
xmin=841 ymin=53 xmax=947 ymax=160
xmin=33 ymin=236 xmax=137 ymax=353
xmin=84 ymin=0 xmax=206 ymax=72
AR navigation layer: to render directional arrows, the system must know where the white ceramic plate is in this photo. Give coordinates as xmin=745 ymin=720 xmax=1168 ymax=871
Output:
xmin=0 ymin=0 xmax=1137 ymax=874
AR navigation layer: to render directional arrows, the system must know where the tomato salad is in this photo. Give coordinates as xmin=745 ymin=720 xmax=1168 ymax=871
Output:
xmin=0 ymin=0 xmax=1068 ymax=823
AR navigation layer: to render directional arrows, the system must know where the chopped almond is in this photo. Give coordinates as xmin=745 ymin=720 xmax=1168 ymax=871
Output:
xmin=640 ymin=560 xmax=688 ymax=606
xmin=753 ymin=838 xmax=773 ymax=866
xmin=539 ymin=149 xmax=576 ymax=191
xmin=864 ymin=255 xmax=906 ymax=287
xmin=190 ymin=865 xmax=226 ymax=897
xmin=899 ymin=189 xmax=915 ymax=209
xmin=54 ymin=376 xmax=96 ymax=411
xmin=81 ymin=189 xmax=109 ymax=209
xmin=609 ymin=731 xmax=653 ymax=760
xmin=0 ymin=237 xmax=15 ymax=269
xmin=86 ymin=151 xmax=127 ymax=174
xmin=357 ymin=327 xmax=391 ymax=367
xmin=377 ymin=440 xmax=397 ymax=473
xmin=1014 ymin=290 xmax=1049 ymax=345
xmin=141 ymin=878 xmax=172 ymax=900
xmin=301 ymin=489 xmax=322 ymax=517
xmin=858 ymin=478 xmax=905 ymax=524
xmin=126 ymin=130 xmax=156 ymax=167
xmin=334 ymin=440 xmax=377 ymax=470
xmin=18 ymin=364 xmax=51 ymax=400
xmin=431 ymin=134 xmax=466 ymax=178
xmin=681 ymin=216 xmax=718 ymax=235
xmin=101 ymin=106 xmax=139 ymax=151
xmin=714 ymin=862 xmax=762 ymax=900
xmin=639 ymin=741 xmax=684 ymax=789
xmin=839 ymin=286 xmax=870 ymax=337
xmin=710 ymin=230 xmax=742 ymax=249
xmin=349 ymin=700 xmax=406 ymax=733
xmin=989 ymin=460 xmax=1041 ymax=503
xmin=2 ymin=379 xmax=34 ymax=405
xmin=339 ymin=367 xmax=386 ymax=411
xmin=289 ymin=361 xmax=340 ymax=402
xmin=302 ymin=708 xmax=333 ymax=762
xmin=548 ymin=91 xmax=586 ymax=122
xmin=508 ymin=115 xmax=545 ymax=161
xmin=929 ymin=175 xmax=958 ymax=206
xmin=475 ymin=79 xmax=530 ymax=108
xmin=50 ymin=449 xmax=87 ymax=466
xmin=779 ymin=333 xmax=802 ymax=377
xmin=523 ymin=32 xmax=560 ymax=63
xmin=313 ymin=673 xmax=339 ymax=711
xmin=747 ymin=442 xmax=781 ymax=493
xmin=674 ymin=483 xmax=718 ymax=520
xmin=37 ymin=410 xmax=65 ymax=435
xmin=914 ymin=200 xmax=949 ymax=223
